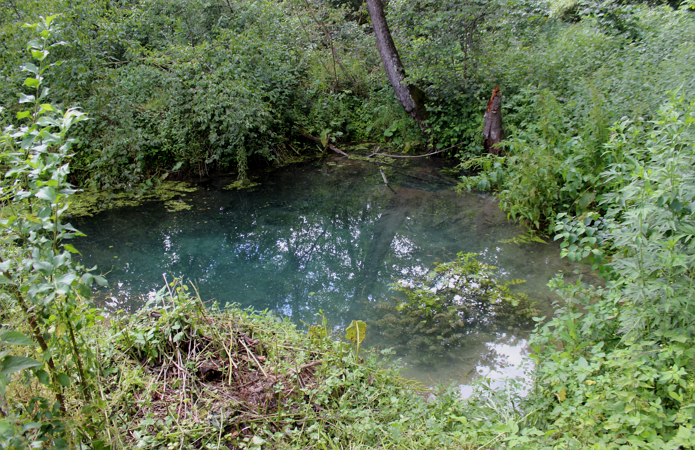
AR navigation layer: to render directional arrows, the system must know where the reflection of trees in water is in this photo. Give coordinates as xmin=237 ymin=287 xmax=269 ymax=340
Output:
xmin=76 ymin=160 xmax=558 ymax=335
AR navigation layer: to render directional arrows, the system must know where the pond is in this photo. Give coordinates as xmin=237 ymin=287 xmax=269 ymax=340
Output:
xmin=74 ymin=157 xmax=582 ymax=392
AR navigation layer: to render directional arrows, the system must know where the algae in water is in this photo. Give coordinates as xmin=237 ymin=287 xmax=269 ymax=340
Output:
xmin=69 ymin=181 xmax=198 ymax=217
xmin=224 ymin=179 xmax=260 ymax=190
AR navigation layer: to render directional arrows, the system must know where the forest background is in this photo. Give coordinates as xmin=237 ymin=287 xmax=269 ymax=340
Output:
xmin=1 ymin=0 xmax=695 ymax=448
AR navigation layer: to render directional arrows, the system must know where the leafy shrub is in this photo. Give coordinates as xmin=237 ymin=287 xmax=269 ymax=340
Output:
xmin=524 ymin=94 xmax=695 ymax=448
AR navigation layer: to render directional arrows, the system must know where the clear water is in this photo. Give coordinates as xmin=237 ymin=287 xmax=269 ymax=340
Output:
xmin=74 ymin=158 xmax=583 ymax=389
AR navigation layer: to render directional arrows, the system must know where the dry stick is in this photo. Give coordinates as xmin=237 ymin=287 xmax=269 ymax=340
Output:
xmin=368 ymin=142 xmax=464 ymax=159
xmin=301 ymin=132 xmax=349 ymax=157
xmin=289 ymin=360 xmax=324 ymax=374
xmin=238 ymin=337 xmax=268 ymax=378
xmin=288 ymin=143 xmax=302 ymax=156
xmin=163 ymin=273 xmax=174 ymax=300
xmin=176 ymin=348 xmax=188 ymax=417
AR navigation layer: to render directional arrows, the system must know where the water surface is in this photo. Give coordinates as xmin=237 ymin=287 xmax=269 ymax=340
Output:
xmin=75 ymin=158 xmax=581 ymax=389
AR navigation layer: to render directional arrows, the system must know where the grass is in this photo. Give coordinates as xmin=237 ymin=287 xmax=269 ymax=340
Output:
xmin=49 ymin=280 xmax=496 ymax=450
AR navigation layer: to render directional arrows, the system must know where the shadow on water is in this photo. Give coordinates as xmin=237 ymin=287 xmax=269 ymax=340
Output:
xmin=74 ymin=157 xmax=591 ymax=390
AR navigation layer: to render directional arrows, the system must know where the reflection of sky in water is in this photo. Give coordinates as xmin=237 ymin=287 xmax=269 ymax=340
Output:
xmin=75 ymin=159 xmax=583 ymax=389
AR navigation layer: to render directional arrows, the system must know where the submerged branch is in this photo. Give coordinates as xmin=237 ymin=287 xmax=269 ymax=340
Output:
xmin=301 ymin=132 xmax=349 ymax=157
xmin=368 ymin=142 xmax=463 ymax=159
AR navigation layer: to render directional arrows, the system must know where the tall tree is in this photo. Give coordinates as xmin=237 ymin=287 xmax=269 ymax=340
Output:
xmin=366 ymin=0 xmax=429 ymax=138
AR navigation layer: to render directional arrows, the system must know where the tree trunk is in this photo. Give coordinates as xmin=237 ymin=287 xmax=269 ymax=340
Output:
xmin=366 ymin=0 xmax=429 ymax=137
xmin=483 ymin=87 xmax=505 ymax=155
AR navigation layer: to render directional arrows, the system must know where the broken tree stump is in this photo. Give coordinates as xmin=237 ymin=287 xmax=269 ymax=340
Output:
xmin=483 ymin=87 xmax=505 ymax=156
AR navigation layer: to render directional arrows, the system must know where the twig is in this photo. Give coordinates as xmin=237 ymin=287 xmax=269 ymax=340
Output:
xmin=369 ymin=142 xmax=464 ymax=159
xmin=238 ymin=337 xmax=268 ymax=378
xmin=289 ymin=360 xmax=324 ymax=374
xmin=369 ymin=141 xmax=465 ymax=158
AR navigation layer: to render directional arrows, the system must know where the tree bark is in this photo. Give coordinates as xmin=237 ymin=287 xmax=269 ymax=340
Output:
xmin=483 ymin=87 xmax=505 ymax=155
xmin=366 ymin=0 xmax=429 ymax=137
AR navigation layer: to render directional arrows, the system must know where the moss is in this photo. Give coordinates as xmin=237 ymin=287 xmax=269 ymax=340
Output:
xmin=272 ymin=154 xmax=314 ymax=168
xmin=223 ymin=179 xmax=261 ymax=190
xmin=163 ymin=199 xmax=193 ymax=212
xmin=68 ymin=181 xmax=198 ymax=217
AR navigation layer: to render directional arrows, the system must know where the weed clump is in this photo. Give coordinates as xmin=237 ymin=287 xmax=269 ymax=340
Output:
xmin=94 ymin=280 xmax=464 ymax=449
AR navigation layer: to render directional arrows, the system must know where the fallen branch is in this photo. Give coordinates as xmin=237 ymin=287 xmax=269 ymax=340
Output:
xmin=368 ymin=142 xmax=464 ymax=159
xmin=301 ymin=132 xmax=349 ymax=157
xmin=289 ymin=360 xmax=324 ymax=374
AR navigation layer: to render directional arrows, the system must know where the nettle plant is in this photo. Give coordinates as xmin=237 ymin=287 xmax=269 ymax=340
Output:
xmin=0 ymin=16 xmax=107 ymax=449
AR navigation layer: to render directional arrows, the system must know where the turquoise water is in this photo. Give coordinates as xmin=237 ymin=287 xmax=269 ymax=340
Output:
xmin=75 ymin=158 xmax=580 ymax=387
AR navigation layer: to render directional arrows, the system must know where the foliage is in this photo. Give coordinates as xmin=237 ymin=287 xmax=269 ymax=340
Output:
xmin=459 ymin=7 xmax=695 ymax=232
xmin=519 ymin=95 xmax=695 ymax=448
xmin=0 ymin=16 xmax=108 ymax=448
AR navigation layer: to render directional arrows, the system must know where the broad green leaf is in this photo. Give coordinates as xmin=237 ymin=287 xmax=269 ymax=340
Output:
xmin=31 ymin=50 xmax=49 ymax=61
xmin=56 ymin=273 xmax=77 ymax=286
xmin=0 ymin=356 xmax=42 ymax=375
xmin=24 ymin=77 xmax=40 ymax=88
xmin=57 ymin=372 xmax=70 ymax=387
xmin=63 ymin=244 xmax=81 ymax=255
xmin=0 ymin=331 xmax=35 ymax=346
xmin=26 ymin=39 xmax=41 ymax=50
xmin=21 ymin=422 xmax=40 ymax=434
xmin=35 ymin=187 xmax=57 ymax=203
xmin=35 ymin=369 xmax=50 ymax=385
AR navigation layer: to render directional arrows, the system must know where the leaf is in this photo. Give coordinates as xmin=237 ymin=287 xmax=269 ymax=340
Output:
xmin=557 ymin=388 xmax=567 ymax=402
xmin=93 ymin=275 xmax=107 ymax=287
xmin=0 ymin=331 xmax=35 ymax=346
xmin=56 ymin=273 xmax=78 ymax=286
xmin=0 ymin=356 xmax=42 ymax=375
xmin=31 ymin=49 xmax=49 ymax=61
xmin=35 ymin=187 xmax=57 ymax=203
xmin=26 ymin=39 xmax=41 ymax=50
xmin=57 ymin=372 xmax=70 ymax=387
xmin=63 ymin=244 xmax=81 ymax=255
xmin=345 ymin=320 xmax=367 ymax=344
xmin=18 ymin=93 xmax=36 ymax=104
xmin=35 ymin=369 xmax=50 ymax=385
xmin=576 ymin=357 xmax=589 ymax=370
xmin=21 ymin=62 xmax=39 ymax=75
xmin=24 ymin=77 xmax=40 ymax=88
xmin=36 ymin=116 xmax=59 ymax=127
